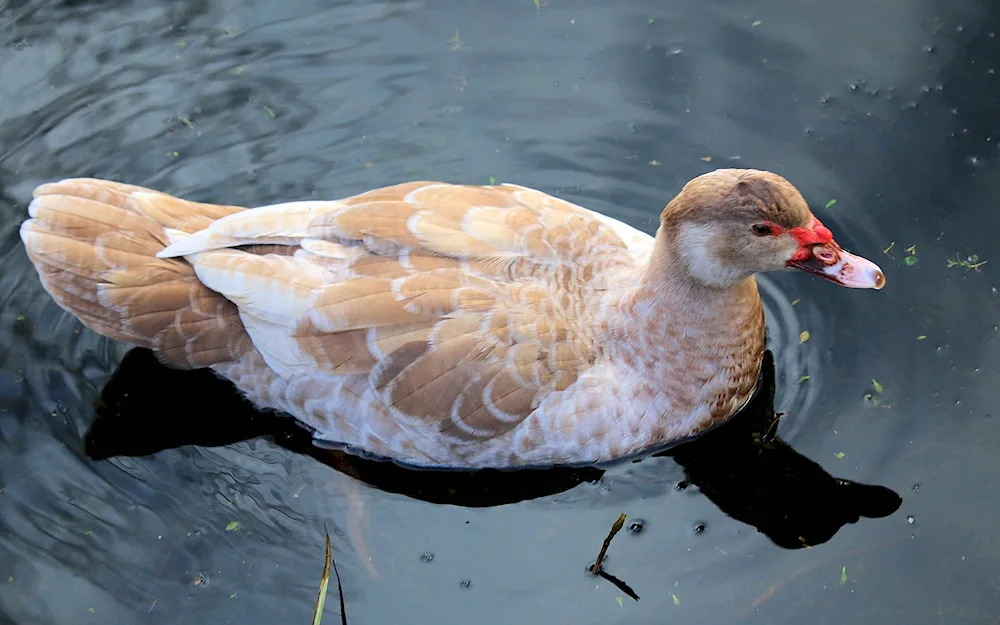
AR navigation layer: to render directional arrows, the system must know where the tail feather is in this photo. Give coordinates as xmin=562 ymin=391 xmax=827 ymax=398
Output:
xmin=20 ymin=179 xmax=253 ymax=368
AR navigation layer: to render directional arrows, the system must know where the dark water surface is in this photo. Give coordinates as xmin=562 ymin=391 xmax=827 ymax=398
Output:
xmin=2 ymin=0 xmax=999 ymax=623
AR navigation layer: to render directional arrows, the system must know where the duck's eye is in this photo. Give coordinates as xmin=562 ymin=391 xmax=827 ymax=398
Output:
xmin=751 ymin=223 xmax=773 ymax=236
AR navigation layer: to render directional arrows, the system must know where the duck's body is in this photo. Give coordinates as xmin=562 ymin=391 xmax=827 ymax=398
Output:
xmin=19 ymin=170 xmax=883 ymax=468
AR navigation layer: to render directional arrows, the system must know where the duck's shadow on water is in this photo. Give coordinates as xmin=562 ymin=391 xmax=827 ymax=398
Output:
xmin=85 ymin=348 xmax=901 ymax=550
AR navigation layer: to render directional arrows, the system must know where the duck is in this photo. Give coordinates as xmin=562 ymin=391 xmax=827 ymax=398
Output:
xmin=19 ymin=169 xmax=885 ymax=468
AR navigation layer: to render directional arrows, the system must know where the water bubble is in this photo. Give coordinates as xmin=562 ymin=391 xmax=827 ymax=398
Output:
xmin=419 ymin=552 xmax=435 ymax=563
xmin=803 ymin=127 xmax=813 ymax=135
xmin=912 ymin=484 xmax=920 ymax=492
xmin=919 ymin=85 xmax=931 ymax=94
xmin=667 ymin=46 xmax=683 ymax=56
xmin=906 ymin=515 xmax=915 ymax=525
xmin=692 ymin=522 xmax=706 ymax=535
xmin=902 ymin=102 xmax=919 ymax=110
xmin=922 ymin=44 xmax=936 ymax=54
xmin=847 ymin=83 xmax=859 ymax=92
xmin=819 ymin=95 xmax=833 ymax=105
xmin=459 ymin=579 xmax=472 ymax=589
xmin=628 ymin=519 xmax=646 ymax=534
xmin=968 ymin=155 xmax=983 ymax=167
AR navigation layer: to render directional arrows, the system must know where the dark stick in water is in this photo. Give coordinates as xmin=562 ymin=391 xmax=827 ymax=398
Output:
xmin=590 ymin=513 xmax=626 ymax=575
xmin=588 ymin=514 xmax=640 ymax=601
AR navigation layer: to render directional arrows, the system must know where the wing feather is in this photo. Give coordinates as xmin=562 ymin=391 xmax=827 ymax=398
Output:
xmin=153 ymin=181 xmax=636 ymax=441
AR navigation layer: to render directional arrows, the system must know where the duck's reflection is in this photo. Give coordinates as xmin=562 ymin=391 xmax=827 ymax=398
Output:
xmin=85 ymin=348 xmax=901 ymax=549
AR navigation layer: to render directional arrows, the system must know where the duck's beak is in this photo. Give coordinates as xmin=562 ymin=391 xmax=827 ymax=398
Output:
xmin=787 ymin=241 xmax=886 ymax=290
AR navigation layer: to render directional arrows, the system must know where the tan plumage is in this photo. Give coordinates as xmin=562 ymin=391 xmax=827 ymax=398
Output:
xmin=19 ymin=169 xmax=884 ymax=467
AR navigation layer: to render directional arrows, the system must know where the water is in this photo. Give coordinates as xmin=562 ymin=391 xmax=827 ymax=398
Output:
xmin=1 ymin=0 xmax=999 ymax=623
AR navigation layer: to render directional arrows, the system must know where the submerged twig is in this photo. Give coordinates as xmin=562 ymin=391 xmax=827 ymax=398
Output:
xmin=588 ymin=513 xmax=640 ymax=601
xmin=312 ymin=525 xmax=348 ymax=625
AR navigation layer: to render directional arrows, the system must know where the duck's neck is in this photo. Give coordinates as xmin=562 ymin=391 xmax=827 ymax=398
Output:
xmin=602 ymin=228 xmax=765 ymax=383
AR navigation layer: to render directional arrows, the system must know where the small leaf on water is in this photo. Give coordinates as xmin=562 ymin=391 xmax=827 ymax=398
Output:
xmin=230 ymin=593 xmax=237 ymax=599
xmin=88 ymin=608 xmax=95 ymax=614
xmin=616 ymin=597 xmax=624 ymax=607
xmin=916 ymin=335 xmax=927 ymax=340
xmin=488 ymin=176 xmax=496 ymax=185
xmin=672 ymin=593 xmax=681 ymax=605
xmin=904 ymin=255 xmax=918 ymax=266
xmin=825 ymin=199 xmax=837 ymax=209
xmin=700 ymin=156 xmax=712 ymax=162
xmin=799 ymin=330 xmax=810 ymax=343
xmin=225 ymin=521 xmax=240 ymax=532
xmin=752 ymin=20 xmax=762 ymax=26
xmin=7 ymin=577 xmax=12 ymax=584
xmin=791 ymin=298 xmax=801 ymax=306
xmin=872 ymin=379 xmax=884 ymax=394
xmin=835 ymin=452 xmax=846 ymax=459
xmin=263 ymin=106 xmax=276 ymax=119
xmin=798 ymin=375 xmax=811 ymax=383
xmin=648 ymin=17 xmax=655 ymax=24
xmin=840 ymin=566 xmax=847 ymax=585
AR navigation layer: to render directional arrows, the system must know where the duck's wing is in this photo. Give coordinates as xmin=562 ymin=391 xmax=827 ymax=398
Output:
xmin=157 ymin=181 xmax=637 ymax=440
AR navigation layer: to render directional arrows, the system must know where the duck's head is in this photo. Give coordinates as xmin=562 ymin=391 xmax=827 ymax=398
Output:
xmin=658 ymin=168 xmax=885 ymax=291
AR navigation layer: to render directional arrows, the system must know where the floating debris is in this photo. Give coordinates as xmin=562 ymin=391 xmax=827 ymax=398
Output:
xmin=752 ymin=20 xmax=762 ymax=27
xmin=824 ymin=199 xmax=837 ymax=209
xmin=447 ymin=29 xmax=468 ymax=52
xmin=872 ymin=378 xmax=884 ymax=394
xmin=590 ymin=514 xmax=625 ymax=575
xmin=840 ymin=566 xmax=847 ymax=585
xmin=225 ymin=521 xmax=240 ymax=532
xmin=904 ymin=244 xmax=917 ymax=266
xmin=701 ymin=156 xmax=712 ymax=162
xmin=946 ymin=253 xmax=987 ymax=270
xmin=589 ymin=514 xmax=639 ymax=601
xmin=835 ymin=452 xmax=846 ymax=459
xmin=799 ymin=330 xmax=810 ymax=343
xmin=312 ymin=525 xmax=347 ymax=625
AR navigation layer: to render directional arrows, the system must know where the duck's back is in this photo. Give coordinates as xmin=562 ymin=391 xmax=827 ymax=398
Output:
xmin=23 ymin=178 xmax=669 ymax=467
